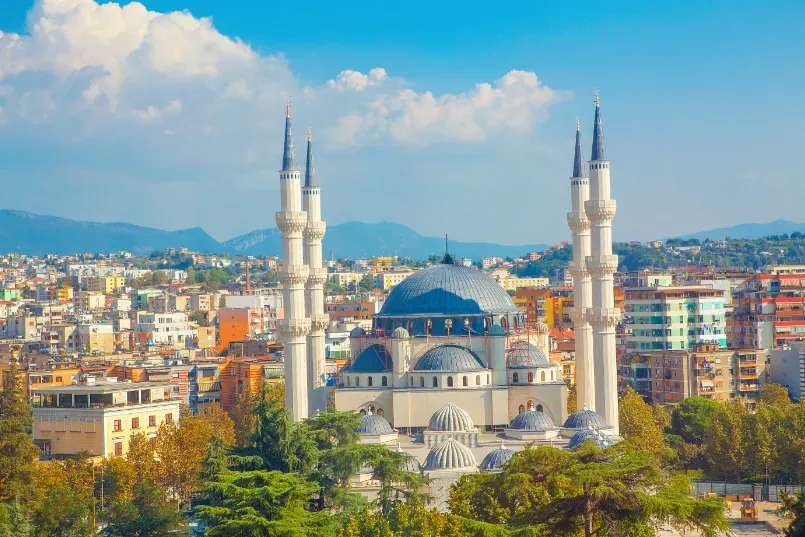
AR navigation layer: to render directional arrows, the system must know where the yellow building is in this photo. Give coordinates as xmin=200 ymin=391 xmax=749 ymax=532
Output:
xmin=370 ymin=257 xmax=394 ymax=270
xmin=32 ymin=381 xmax=180 ymax=458
xmin=373 ymin=271 xmax=415 ymax=290
xmin=86 ymin=275 xmax=126 ymax=294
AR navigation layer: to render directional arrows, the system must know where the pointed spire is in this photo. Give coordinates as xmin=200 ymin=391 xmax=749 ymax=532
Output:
xmin=441 ymin=234 xmax=454 ymax=265
xmin=573 ymin=118 xmax=586 ymax=178
xmin=304 ymin=127 xmax=317 ymax=187
xmin=591 ymin=91 xmax=607 ymax=161
xmin=282 ymin=100 xmax=297 ymax=171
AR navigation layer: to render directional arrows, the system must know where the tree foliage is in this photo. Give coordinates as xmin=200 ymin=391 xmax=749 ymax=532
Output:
xmin=618 ymin=387 xmax=672 ymax=463
xmin=0 ymin=362 xmax=39 ymax=509
xmin=106 ymin=481 xmax=185 ymax=537
xmin=670 ymin=396 xmax=719 ymax=444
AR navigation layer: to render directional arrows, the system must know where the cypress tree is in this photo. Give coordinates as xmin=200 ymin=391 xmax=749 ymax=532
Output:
xmin=0 ymin=362 xmax=39 ymax=508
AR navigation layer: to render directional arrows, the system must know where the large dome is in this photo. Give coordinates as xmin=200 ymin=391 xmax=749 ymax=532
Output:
xmin=356 ymin=413 xmax=394 ymax=436
xmin=509 ymin=410 xmax=556 ymax=431
xmin=507 ymin=341 xmax=550 ymax=368
xmin=414 ymin=345 xmax=486 ymax=372
xmin=428 ymin=402 xmax=476 ymax=432
xmin=342 ymin=344 xmax=392 ymax=373
xmin=480 ymin=444 xmax=515 ymax=472
xmin=423 ymin=438 xmax=477 ymax=470
xmin=378 ymin=263 xmax=518 ymax=317
xmin=563 ymin=409 xmax=608 ymax=430
xmin=568 ymin=428 xmax=614 ymax=450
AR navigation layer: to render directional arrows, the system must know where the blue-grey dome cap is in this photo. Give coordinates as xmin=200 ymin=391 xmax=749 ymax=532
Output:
xmin=509 ymin=410 xmax=556 ymax=431
xmin=356 ymin=412 xmax=394 ymax=436
xmin=563 ymin=409 xmax=608 ymax=430
xmin=391 ymin=327 xmax=409 ymax=339
xmin=489 ymin=324 xmax=507 ymax=336
xmin=423 ymin=438 xmax=477 ymax=470
xmin=480 ymin=444 xmax=515 ymax=471
xmin=507 ymin=341 xmax=550 ymax=368
xmin=349 ymin=326 xmax=366 ymax=337
xmin=428 ymin=402 xmax=476 ymax=432
xmin=343 ymin=344 xmax=391 ymax=373
xmin=414 ymin=344 xmax=485 ymax=372
xmin=396 ymin=449 xmax=422 ymax=473
xmin=378 ymin=264 xmax=517 ymax=317
xmin=568 ymin=428 xmax=613 ymax=450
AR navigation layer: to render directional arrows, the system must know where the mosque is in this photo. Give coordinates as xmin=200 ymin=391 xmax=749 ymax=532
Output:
xmin=275 ymin=93 xmax=620 ymax=500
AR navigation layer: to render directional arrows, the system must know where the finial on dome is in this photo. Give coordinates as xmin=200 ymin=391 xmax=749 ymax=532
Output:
xmin=441 ymin=234 xmax=455 ymax=265
xmin=286 ymin=98 xmax=291 ymax=118
xmin=594 ymin=90 xmax=600 ymax=107
xmin=307 ymin=127 xmax=312 ymax=141
xmin=576 ymin=117 xmax=580 ymax=131
xmin=367 ymin=408 xmax=374 ymax=415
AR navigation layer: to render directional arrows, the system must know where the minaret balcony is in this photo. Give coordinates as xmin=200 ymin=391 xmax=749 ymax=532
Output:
xmin=303 ymin=221 xmax=327 ymax=242
xmin=567 ymin=261 xmax=590 ymax=278
xmin=587 ymin=308 xmax=621 ymax=329
xmin=586 ymin=255 xmax=619 ymax=277
xmin=275 ymin=211 xmax=308 ymax=235
xmin=584 ymin=199 xmax=616 ymax=224
xmin=307 ymin=267 xmax=328 ymax=286
xmin=279 ymin=265 xmax=309 ymax=286
xmin=566 ymin=306 xmax=588 ymax=324
xmin=309 ymin=314 xmax=329 ymax=333
xmin=277 ymin=317 xmax=311 ymax=340
xmin=566 ymin=213 xmax=591 ymax=233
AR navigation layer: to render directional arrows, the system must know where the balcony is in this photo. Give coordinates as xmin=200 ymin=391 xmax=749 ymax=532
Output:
xmin=739 ymin=384 xmax=759 ymax=391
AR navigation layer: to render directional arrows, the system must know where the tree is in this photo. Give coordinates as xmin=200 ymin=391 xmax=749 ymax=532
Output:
xmin=197 ymin=402 xmax=236 ymax=447
xmin=339 ymin=500 xmax=464 ymax=537
xmin=218 ymin=294 xmax=226 ymax=308
xmin=705 ymin=400 xmax=749 ymax=482
xmin=229 ymin=390 xmax=261 ymax=448
xmin=98 ymin=456 xmax=139 ymax=512
xmin=34 ymin=455 xmax=96 ymax=537
xmin=126 ymin=432 xmax=158 ymax=484
xmin=0 ymin=502 xmax=33 ymax=537
xmin=0 ymin=362 xmax=39 ymax=508
xmin=106 ymin=481 xmax=185 ymax=537
xmin=651 ymin=403 xmax=672 ymax=432
xmin=188 ymin=310 xmax=209 ymax=327
xmin=618 ymin=387 xmax=671 ymax=463
xmin=670 ymin=396 xmax=719 ymax=444
xmin=784 ymin=491 xmax=805 ymax=537
xmin=760 ymin=383 xmax=792 ymax=409
xmin=566 ymin=383 xmax=577 ymax=414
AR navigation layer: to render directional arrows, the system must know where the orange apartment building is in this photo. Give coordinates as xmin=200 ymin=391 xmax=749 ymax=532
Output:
xmin=219 ymin=358 xmax=284 ymax=410
xmin=731 ymin=274 xmax=805 ymax=349
xmin=0 ymin=359 xmax=81 ymax=400
xmin=324 ymin=299 xmax=380 ymax=323
xmin=217 ymin=307 xmax=277 ymax=350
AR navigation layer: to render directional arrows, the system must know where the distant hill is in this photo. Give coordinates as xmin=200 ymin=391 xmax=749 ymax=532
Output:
xmin=0 ymin=210 xmax=222 ymax=256
xmin=225 ymin=221 xmax=550 ymax=260
xmin=674 ymin=219 xmax=805 ymax=242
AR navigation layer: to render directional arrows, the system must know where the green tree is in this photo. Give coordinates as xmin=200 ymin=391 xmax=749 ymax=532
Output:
xmin=704 ymin=400 xmax=749 ymax=481
xmin=218 ymin=294 xmax=226 ymax=308
xmin=106 ymin=481 xmax=185 ymax=537
xmin=618 ymin=387 xmax=671 ymax=463
xmin=670 ymin=396 xmax=719 ymax=444
xmin=0 ymin=362 xmax=39 ymax=508
xmin=784 ymin=491 xmax=805 ymax=537
xmin=33 ymin=485 xmax=95 ymax=537
xmin=759 ymin=383 xmax=792 ymax=409
xmin=188 ymin=310 xmax=209 ymax=327
xmin=0 ymin=502 xmax=33 ymax=537
xmin=566 ymin=383 xmax=577 ymax=414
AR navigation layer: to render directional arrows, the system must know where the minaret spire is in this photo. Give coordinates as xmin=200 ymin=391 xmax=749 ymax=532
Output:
xmin=591 ymin=91 xmax=607 ymax=161
xmin=573 ymin=118 xmax=585 ymax=178
xmin=282 ymin=99 xmax=297 ymax=171
xmin=304 ymin=128 xmax=317 ymax=188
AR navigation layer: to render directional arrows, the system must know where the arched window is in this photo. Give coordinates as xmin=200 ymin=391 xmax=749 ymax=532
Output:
xmin=410 ymin=377 xmax=413 ymax=387
xmin=536 ymin=404 xmax=543 ymax=412
xmin=368 ymin=376 xmax=373 ymax=387
xmin=540 ymin=371 xmax=546 ymax=382
xmin=426 ymin=319 xmax=432 ymax=335
xmin=528 ymin=372 xmax=533 ymax=383
xmin=476 ymin=375 xmax=481 ymax=385
xmin=359 ymin=408 xmax=366 ymax=415
xmin=377 ymin=408 xmax=384 ymax=417
xmin=551 ymin=370 xmax=555 ymax=381
xmin=432 ymin=376 xmax=438 ymax=388
xmin=462 ymin=376 xmax=468 ymax=387
xmin=445 ymin=318 xmax=452 ymax=334
xmin=346 ymin=376 xmax=351 ymax=387
xmin=381 ymin=376 xmax=388 ymax=387
xmin=512 ymin=372 xmax=519 ymax=384
xmin=487 ymin=374 xmax=490 ymax=383
xmin=447 ymin=376 xmax=453 ymax=387
xmin=355 ymin=376 xmax=360 ymax=387
xmin=420 ymin=376 xmax=425 ymax=387
xmin=518 ymin=404 xmax=525 ymax=414
xmin=464 ymin=318 xmax=471 ymax=333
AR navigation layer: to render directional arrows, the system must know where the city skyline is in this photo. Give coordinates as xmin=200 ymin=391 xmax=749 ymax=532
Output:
xmin=0 ymin=0 xmax=802 ymax=245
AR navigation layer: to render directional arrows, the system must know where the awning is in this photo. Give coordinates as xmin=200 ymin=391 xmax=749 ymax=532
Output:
xmin=700 ymin=380 xmax=714 ymax=388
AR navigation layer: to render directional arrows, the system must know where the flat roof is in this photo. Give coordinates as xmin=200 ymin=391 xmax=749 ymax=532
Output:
xmin=31 ymin=381 xmax=171 ymax=394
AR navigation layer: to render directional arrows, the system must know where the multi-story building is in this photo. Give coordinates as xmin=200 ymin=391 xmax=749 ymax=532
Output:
xmin=188 ymin=363 xmax=222 ymax=411
xmin=32 ymin=380 xmax=180 ymax=458
xmin=769 ymin=341 xmax=805 ymax=401
xmin=329 ymin=272 xmax=366 ymax=288
xmin=624 ymin=286 xmax=727 ymax=352
xmin=77 ymin=323 xmax=115 ymax=354
xmin=75 ymin=291 xmax=106 ymax=311
xmin=219 ymin=358 xmax=284 ymax=410
xmin=217 ymin=307 xmax=278 ymax=350
xmin=373 ymin=271 xmax=415 ymax=291
xmin=135 ymin=313 xmax=194 ymax=347
xmin=731 ymin=273 xmax=805 ymax=350
xmin=325 ymin=299 xmax=381 ymax=324
xmin=86 ymin=275 xmax=126 ymax=294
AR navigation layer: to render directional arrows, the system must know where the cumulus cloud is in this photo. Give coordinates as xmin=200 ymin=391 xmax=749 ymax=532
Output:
xmin=0 ymin=0 xmax=571 ymax=185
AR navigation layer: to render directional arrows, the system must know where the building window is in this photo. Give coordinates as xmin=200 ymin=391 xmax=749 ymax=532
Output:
xmin=381 ymin=376 xmax=388 ymax=387
xmin=148 ymin=415 xmax=156 ymax=427
xmin=131 ymin=417 xmax=139 ymax=429
xmin=355 ymin=376 xmax=360 ymax=387
xmin=410 ymin=377 xmax=413 ymax=387
xmin=476 ymin=375 xmax=481 ymax=386
xmin=487 ymin=374 xmax=490 ymax=383
xmin=447 ymin=377 xmax=453 ymax=387
xmin=113 ymin=419 xmax=122 ymax=432
xmin=541 ymin=371 xmax=546 ymax=382
xmin=55 ymin=376 xmax=62 ymax=383
xmin=513 ymin=372 xmax=519 ymax=383
xmin=528 ymin=372 xmax=533 ymax=383
xmin=536 ymin=404 xmax=543 ymax=412
xmin=114 ymin=441 xmax=123 ymax=457
xmin=165 ymin=413 xmax=173 ymax=425
xmin=368 ymin=376 xmax=373 ymax=387
xmin=432 ymin=376 xmax=438 ymax=388
xmin=420 ymin=376 xmax=425 ymax=387
xmin=463 ymin=376 xmax=468 ymax=387
xmin=346 ymin=376 xmax=351 ymax=387
xmin=518 ymin=404 xmax=525 ymax=414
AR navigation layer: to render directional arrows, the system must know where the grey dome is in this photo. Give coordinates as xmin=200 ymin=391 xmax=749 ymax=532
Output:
xmin=563 ymin=409 xmax=608 ymax=430
xmin=423 ymin=438 xmax=477 ymax=470
xmin=357 ymin=413 xmax=394 ymax=436
xmin=378 ymin=264 xmax=518 ymax=317
xmin=489 ymin=324 xmax=507 ymax=336
xmin=509 ymin=410 xmax=556 ymax=431
xmin=350 ymin=326 xmax=366 ymax=337
xmin=414 ymin=344 xmax=485 ymax=372
xmin=399 ymin=454 xmax=422 ymax=473
xmin=507 ymin=341 xmax=550 ymax=368
xmin=428 ymin=402 xmax=476 ymax=432
xmin=343 ymin=344 xmax=392 ymax=373
xmin=391 ymin=327 xmax=410 ymax=339
xmin=480 ymin=445 xmax=515 ymax=471
xmin=568 ymin=428 xmax=614 ymax=450
xmin=534 ymin=321 xmax=549 ymax=334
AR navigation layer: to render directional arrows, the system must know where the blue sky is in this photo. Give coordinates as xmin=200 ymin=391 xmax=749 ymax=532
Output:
xmin=0 ymin=0 xmax=802 ymax=245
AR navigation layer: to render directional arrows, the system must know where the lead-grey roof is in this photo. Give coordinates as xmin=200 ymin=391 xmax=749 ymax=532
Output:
xmin=399 ymin=453 xmax=422 ymax=473
xmin=568 ymin=428 xmax=614 ymax=450
xmin=304 ymin=133 xmax=317 ymax=187
xmin=480 ymin=445 xmax=515 ymax=471
xmin=356 ymin=413 xmax=394 ymax=436
xmin=414 ymin=344 xmax=486 ymax=372
xmin=508 ymin=410 xmax=556 ymax=431
xmin=573 ymin=124 xmax=586 ymax=178
xmin=378 ymin=264 xmax=518 ymax=317
xmin=428 ymin=402 xmax=476 ymax=432
xmin=391 ymin=327 xmax=410 ymax=339
xmin=342 ymin=344 xmax=392 ymax=373
xmin=507 ymin=341 xmax=550 ymax=368
xmin=591 ymin=100 xmax=607 ymax=161
xmin=423 ymin=438 xmax=477 ymax=470
xmin=282 ymin=111 xmax=297 ymax=171
xmin=563 ymin=408 xmax=608 ymax=430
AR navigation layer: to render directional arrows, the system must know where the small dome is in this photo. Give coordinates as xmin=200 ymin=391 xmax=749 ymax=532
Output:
xmin=343 ymin=344 xmax=392 ymax=373
xmin=428 ymin=402 xmax=476 ymax=432
xmin=480 ymin=444 xmax=515 ymax=471
xmin=534 ymin=321 xmax=549 ymax=334
xmin=414 ymin=344 xmax=485 ymax=372
xmin=400 ymin=454 xmax=422 ymax=473
xmin=350 ymin=326 xmax=366 ymax=337
xmin=507 ymin=341 xmax=550 ymax=368
xmin=391 ymin=327 xmax=410 ymax=339
xmin=563 ymin=408 xmax=608 ymax=430
xmin=489 ymin=324 xmax=507 ymax=336
xmin=423 ymin=438 xmax=477 ymax=470
xmin=509 ymin=410 xmax=556 ymax=431
xmin=568 ymin=428 xmax=614 ymax=450
xmin=356 ymin=412 xmax=394 ymax=436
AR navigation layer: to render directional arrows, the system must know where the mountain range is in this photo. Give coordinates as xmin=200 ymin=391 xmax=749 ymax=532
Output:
xmin=673 ymin=219 xmax=805 ymax=242
xmin=0 ymin=210 xmax=549 ymax=259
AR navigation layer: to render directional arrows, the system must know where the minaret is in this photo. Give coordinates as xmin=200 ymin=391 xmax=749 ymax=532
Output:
xmin=584 ymin=92 xmax=619 ymax=430
xmin=302 ymin=128 xmax=328 ymax=415
xmin=566 ymin=119 xmax=595 ymax=411
xmin=275 ymin=103 xmax=310 ymax=422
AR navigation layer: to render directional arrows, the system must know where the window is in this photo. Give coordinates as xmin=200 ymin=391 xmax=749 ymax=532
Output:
xmin=551 ymin=370 xmax=555 ymax=381
xmin=113 ymin=419 xmax=122 ymax=432
xmin=536 ymin=404 xmax=543 ymax=412
xmin=528 ymin=372 xmax=533 ymax=382
xmin=381 ymin=376 xmax=388 ymax=387
xmin=512 ymin=372 xmax=519 ymax=383
xmin=420 ymin=376 xmax=425 ymax=387
xmin=355 ymin=376 xmax=360 ymax=387
xmin=432 ymin=376 xmax=438 ymax=388
xmin=447 ymin=377 xmax=453 ymax=387
xmin=165 ymin=413 xmax=173 ymax=424
xmin=541 ymin=371 xmax=546 ymax=382
xmin=346 ymin=376 xmax=351 ymax=387
xmin=463 ymin=376 xmax=468 ymax=387
xmin=487 ymin=374 xmax=490 ymax=383
xmin=476 ymin=375 xmax=481 ymax=385
xmin=518 ymin=404 xmax=525 ymax=414
xmin=131 ymin=417 xmax=139 ymax=429
xmin=410 ymin=377 xmax=413 ymax=386
xmin=114 ymin=441 xmax=123 ymax=457
xmin=148 ymin=415 xmax=156 ymax=427
xmin=368 ymin=376 xmax=373 ymax=387
xmin=55 ymin=376 xmax=62 ymax=382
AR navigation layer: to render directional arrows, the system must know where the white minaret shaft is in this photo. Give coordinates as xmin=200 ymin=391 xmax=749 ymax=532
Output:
xmin=302 ymin=128 xmax=328 ymax=415
xmin=276 ymin=104 xmax=310 ymax=422
xmin=584 ymin=93 xmax=619 ymax=430
xmin=566 ymin=119 xmax=595 ymax=412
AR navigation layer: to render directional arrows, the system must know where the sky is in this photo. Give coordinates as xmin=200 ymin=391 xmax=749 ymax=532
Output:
xmin=0 ymin=0 xmax=803 ymax=245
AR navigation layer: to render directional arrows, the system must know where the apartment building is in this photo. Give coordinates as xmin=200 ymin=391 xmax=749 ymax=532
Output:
xmin=373 ymin=271 xmax=415 ymax=291
xmin=188 ymin=363 xmax=221 ymax=410
xmin=86 ymin=275 xmax=126 ymax=294
xmin=731 ymin=273 xmax=805 ymax=350
xmin=329 ymin=272 xmax=366 ymax=288
xmin=75 ymin=291 xmax=106 ymax=311
xmin=769 ymin=341 xmax=805 ymax=401
xmin=217 ymin=307 xmax=278 ymax=350
xmin=135 ymin=312 xmax=194 ymax=347
xmin=325 ymin=299 xmax=381 ymax=323
xmin=32 ymin=380 xmax=180 ymax=458
xmin=219 ymin=358 xmax=284 ymax=410
xmin=77 ymin=323 xmax=115 ymax=354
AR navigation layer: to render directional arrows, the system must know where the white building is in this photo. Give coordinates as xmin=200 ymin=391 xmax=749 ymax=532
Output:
xmin=135 ymin=312 xmax=195 ymax=347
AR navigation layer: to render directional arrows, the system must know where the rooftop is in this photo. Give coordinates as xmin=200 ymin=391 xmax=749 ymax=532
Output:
xmin=31 ymin=381 xmax=171 ymax=394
